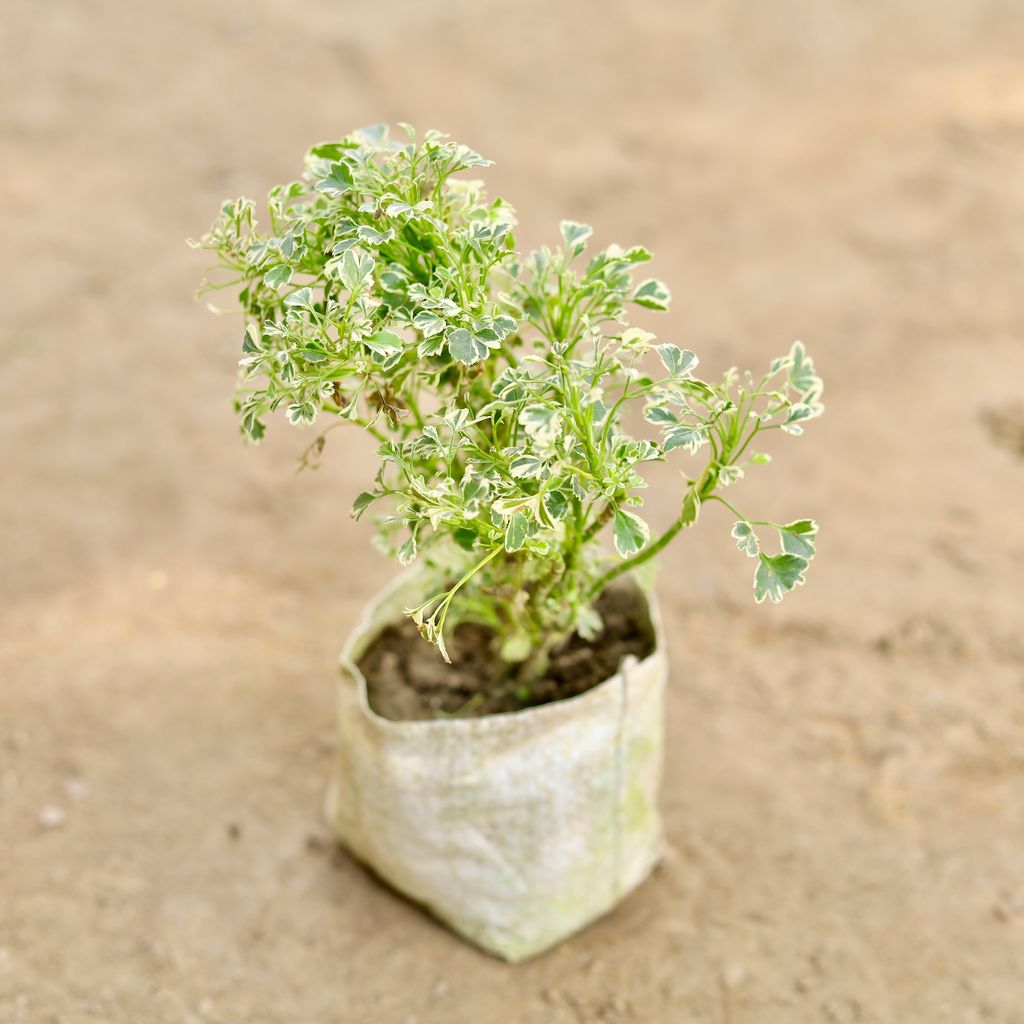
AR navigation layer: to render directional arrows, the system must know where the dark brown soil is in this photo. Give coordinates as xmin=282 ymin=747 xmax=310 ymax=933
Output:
xmin=358 ymin=583 xmax=657 ymax=720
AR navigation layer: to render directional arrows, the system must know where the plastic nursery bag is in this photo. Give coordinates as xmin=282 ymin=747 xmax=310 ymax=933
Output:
xmin=325 ymin=572 xmax=666 ymax=962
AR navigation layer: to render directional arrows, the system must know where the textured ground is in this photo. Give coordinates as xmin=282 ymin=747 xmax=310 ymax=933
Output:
xmin=3 ymin=1 xmax=1024 ymax=1021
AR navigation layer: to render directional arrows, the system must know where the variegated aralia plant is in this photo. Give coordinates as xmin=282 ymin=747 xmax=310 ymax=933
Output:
xmin=194 ymin=124 xmax=824 ymax=682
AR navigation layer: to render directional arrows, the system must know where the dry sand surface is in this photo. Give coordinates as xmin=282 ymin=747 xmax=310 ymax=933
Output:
xmin=3 ymin=1 xmax=1024 ymax=1021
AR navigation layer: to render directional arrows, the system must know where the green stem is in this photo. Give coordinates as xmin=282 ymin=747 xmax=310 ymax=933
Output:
xmin=732 ymin=422 xmax=761 ymax=463
xmin=706 ymin=493 xmax=746 ymax=520
xmin=581 ymin=501 xmax=615 ymax=543
xmin=405 ymin=388 xmax=427 ymax=429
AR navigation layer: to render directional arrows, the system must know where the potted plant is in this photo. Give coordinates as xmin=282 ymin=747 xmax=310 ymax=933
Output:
xmin=193 ymin=124 xmax=824 ymax=961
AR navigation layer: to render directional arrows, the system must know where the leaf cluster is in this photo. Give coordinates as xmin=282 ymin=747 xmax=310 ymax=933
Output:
xmin=195 ymin=125 xmax=825 ymax=673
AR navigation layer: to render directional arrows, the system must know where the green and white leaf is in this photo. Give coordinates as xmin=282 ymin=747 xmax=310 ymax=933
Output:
xmin=352 ymin=491 xmax=380 ymax=520
xmin=442 ymin=406 xmax=471 ymax=433
xmin=315 ymin=161 xmax=353 ymax=195
xmin=621 ymin=327 xmax=655 ymax=354
xmin=754 ymin=552 xmax=808 ymax=604
xmin=644 ymin=405 xmax=677 ymax=425
xmin=397 ymin=534 xmax=418 ymax=565
xmin=242 ymin=324 xmax=263 ymax=353
xmin=542 ymin=488 xmax=571 ymax=523
xmin=778 ymin=519 xmax=818 ymax=559
xmin=655 ymin=344 xmax=698 ymax=378
xmin=417 ymin=332 xmax=448 ymax=358
xmin=264 ymin=264 xmax=293 ymax=290
xmin=447 ymin=328 xmax=491 ymax=365
xmin=663 ymin=424 xmax=706 ymax=454
xmin=788 ymin=341 xmax=821 ymax=397
xmin=509 ymin=453 xmax=546 ymax=479
xmin=413 ymin=310 xmax=446 ymax=338
xmin=357 ymin=225 xmax=396 ymax=245
xmin=286 ymin=402 xmax=317 ymax=425
xmin=621 ymin=245 xmax=652 ymax=264
xmin=781 ymin=403 xmax=819 ymax=435
xmin=504 ymin=512 xmax=529 ymax=552
xmin=731 ymin=521 xmax=759 ymax=557
xmin=339 ymin=249 xmax=374 ymax=292
xmin=560 ymin=220 xmax=593 ymax=257
xmin=632 ymin=278 xmax=671 ymax=311
xmin=364 ymin=330 xmax=403 ymax=363
xmin=613 ymin=509 xmax=649 ymax=558
xmin=520 ymin=404 xmax=562 ymax=445
xmin=680 ymin=488 xmax=701 ymax=527
xmin=718 ymin=464 xmax=744 ymax=486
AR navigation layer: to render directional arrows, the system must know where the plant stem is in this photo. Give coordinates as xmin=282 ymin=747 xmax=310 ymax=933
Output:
xmin=515 ymin=627 xmax=569 ymax=687
xmin=706 ymin=493 xmax=746 ymax=520
xmin=581 ymin=501 xmax=615 ymax=543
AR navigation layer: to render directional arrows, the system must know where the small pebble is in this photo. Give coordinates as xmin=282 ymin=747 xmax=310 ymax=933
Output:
xmin=147 ymin=569 xmax=169 ymax=591
xmin=39 ymin=805 xmax=66 ymax=829
xmin=721 ymin=963 xmax=747 ymax=989
xmin=64 ymin=777 xmax=90 ymax=800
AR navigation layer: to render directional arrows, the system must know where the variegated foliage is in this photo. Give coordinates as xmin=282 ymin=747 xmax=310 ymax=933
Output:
xmin=195 ymin=124 xmax=824 ymax=672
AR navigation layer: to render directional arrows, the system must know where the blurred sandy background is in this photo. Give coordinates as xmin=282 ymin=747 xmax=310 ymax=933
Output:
xmin=3 ymin=1 xmax=1024 ymax=1021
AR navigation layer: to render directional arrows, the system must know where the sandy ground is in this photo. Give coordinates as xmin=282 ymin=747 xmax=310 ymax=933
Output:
xmin=3 ymin=1 xmax=1024 ymax=1021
